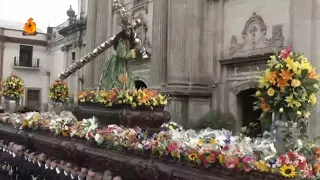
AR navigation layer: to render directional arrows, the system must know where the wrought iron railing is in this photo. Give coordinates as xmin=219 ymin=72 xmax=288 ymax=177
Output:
xmin=13 ymin=56 xmax=40 ymax=68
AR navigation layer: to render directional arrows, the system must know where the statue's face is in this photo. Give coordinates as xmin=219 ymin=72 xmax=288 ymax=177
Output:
xmin=124 ymin=28 xmax=131 ymax=37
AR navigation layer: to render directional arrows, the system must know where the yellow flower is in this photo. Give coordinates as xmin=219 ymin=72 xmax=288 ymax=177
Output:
xmin=258 ymin=75 xmax=270 ymax=88
xmin=291 ymin=79 xmax=301 ymax=87
xmin=209 ymin=139 xmax=216 ymax=144
xmin=22 ymin=120 xmax=28 ymax=127
xmin=285 ymin=57 xmax=299 ymax=72
xmin=309 ymin=93 xmax=317 ymax=105
xmin=255 ymin=160 xmax=270 ymax=172
xmin=218 ymin=154 xmax=224 ymax=164
xmin=279 ymin=108 xmax=284 ymax=113
xmin=304 ymin=111 xmax=311 ymax=118
xmin=255 ymin=91 xmax=261 ymax=97
xmin=300 ymin=58 xmax=312 ymax=72
xmin=297 ymin=111 xmax=302 ymax=116
xmin=275 ymin=64 xmax=283 ymax=69
xmin=188 ymin=153 xmax=198 ymax=161
xmin=197 ymin=139 xmax=204 ymax=147
xmin=280 ymin=165 xmax=296 ymax=178
xmin=285 ymin=94 xmax=301 ymax=108
xmin=267 ymin=88 xmax=275 ymax=96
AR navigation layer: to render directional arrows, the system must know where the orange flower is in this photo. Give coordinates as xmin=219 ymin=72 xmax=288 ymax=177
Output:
xmin=118 ymin=74 xmax=127 ymax=83
xmin=277 ymin=77 xmax=289 ymax=91
xmin=260 ymin=98 xmax=271 ymax=112
xmin=280 ymin=69 xmax=294 ymax=80
xmin=314 ymin=163 xmax=320 ymax=173
xmin=140 ymin=95 xmax=150 ymax=104
xmin=266 ymin=71 xmax=277 ymax=85
xmin=309 ymin=69 xmax=319 ymax=79
xmin=315 ymin=147 xmax=320 ymax=155
xmin=107 ymin=91 xmax=117 ymax=101
xmin=316 ymin=154 xmax=320 ymax=161
xmin=207 ymin=154 xmax=216 ymax=163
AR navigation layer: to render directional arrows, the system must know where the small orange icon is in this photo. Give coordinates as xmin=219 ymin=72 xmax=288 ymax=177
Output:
xmin=23 ymin=18 xmax=37 ymax=36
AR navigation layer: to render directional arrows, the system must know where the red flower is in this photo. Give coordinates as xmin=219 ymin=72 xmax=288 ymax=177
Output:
xmin=280 ymin=46 xmax=292 ymax=59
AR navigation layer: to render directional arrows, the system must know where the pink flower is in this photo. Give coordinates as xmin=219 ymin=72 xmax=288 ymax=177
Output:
xmin=243 ymin=164 xmax=252 ymax=172
xmin=242 ymin=156 xmax=253 ymax=163
xmin=168 ymin=142 xmax=178 ymax=152
xmin=280 ymin=46 xmax=292 ymax=59
xmin=224 ymin=155 xmax=239 ymax=169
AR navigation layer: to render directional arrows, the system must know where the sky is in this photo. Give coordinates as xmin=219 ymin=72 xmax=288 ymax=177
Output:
xmin=0 ymin=0 xmax=78 ymax=31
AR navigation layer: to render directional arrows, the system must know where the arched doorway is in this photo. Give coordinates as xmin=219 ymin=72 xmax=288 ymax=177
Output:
xmin=237 ymin=88 xmax=262 ymax=136
xmin=134 ymin=80 xmax=147 ymax=89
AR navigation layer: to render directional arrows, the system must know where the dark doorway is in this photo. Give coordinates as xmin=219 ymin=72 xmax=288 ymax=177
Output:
xmin=237 ymin=88 xmax=262 ymax=136
xmin=134 ymin=80 xmax=147 ymax=89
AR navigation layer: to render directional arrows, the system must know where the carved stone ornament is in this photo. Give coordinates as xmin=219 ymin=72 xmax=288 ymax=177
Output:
xmin=229 ymin=13 xmax=284 ymax=55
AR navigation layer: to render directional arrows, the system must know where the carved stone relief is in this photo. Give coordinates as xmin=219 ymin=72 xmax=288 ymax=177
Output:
xmin=229 ymin=13 xmax=284 ymax=55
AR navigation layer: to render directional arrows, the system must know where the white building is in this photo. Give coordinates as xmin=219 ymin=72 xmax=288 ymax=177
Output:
xmin=0 ymin=19 xmax=50 ymax=111
xmin=0 ymin=2 xmax=87 ymax=111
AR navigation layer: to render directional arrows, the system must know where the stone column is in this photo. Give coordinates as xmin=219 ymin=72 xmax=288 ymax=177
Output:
xmin=0 ymin=42 xmax=3 ymax=82
xmin=150 ymin=0 xmax=168 ymax=89
xmin=93 ymin=0 xmax=111 ymax=87
xmin=83 ymin=0 xmax=97 ymax=89
xmin=162 ymin=0 xmax=210 ymax=126
xmin=166 ymin=0 xmax=207 ymax=87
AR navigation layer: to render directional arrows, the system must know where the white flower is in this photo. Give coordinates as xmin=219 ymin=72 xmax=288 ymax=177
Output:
xmin=94 ymin=134 xmax=103 ymax=144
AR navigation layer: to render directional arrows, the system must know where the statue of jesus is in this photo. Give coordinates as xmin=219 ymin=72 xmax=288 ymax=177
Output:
xmin=98 ymin=19 xmax=142 ymax=91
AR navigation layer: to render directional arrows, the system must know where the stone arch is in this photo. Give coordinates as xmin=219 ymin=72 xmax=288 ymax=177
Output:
xmin=133 ymin=77 xmax=149 ymax=89
xmin=233 ymin=81 xmax=261 ymax=136
xmin=232 ymin=81 xmax=258 ymax=95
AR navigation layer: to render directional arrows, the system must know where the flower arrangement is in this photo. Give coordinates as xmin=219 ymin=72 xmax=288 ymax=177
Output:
xmin=1 ymin=72 xmax=24 ymax=100
xmin=255 ymin=46 xmax=320 ymax=137
xmin=3 ymin=111 xmax=320 ymax=179
xmin=77 ymin=88 xmax=168 ymax=109
xmin=49 ymin=80 xmax=69 ymax=103
xmin=256 ymin=46 xmax=319 ymax=117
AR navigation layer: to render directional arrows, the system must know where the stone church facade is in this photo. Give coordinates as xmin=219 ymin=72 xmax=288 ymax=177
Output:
xmin=59 ymin=0 xmax=320 ymax=137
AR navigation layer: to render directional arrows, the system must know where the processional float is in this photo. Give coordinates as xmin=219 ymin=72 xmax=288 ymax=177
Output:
xmin=58 ymin=0 xmax=148 ymax=80
xmin=58 ymin=0 xmax=170 ymax=130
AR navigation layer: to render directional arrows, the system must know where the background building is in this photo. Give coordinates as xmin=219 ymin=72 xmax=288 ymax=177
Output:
xmin=0 ymin=19 xmax=48 ymax=111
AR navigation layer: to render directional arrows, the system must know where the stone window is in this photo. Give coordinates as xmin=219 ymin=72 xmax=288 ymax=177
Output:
xmin=19 ymin=45 xmax=33 ymax=67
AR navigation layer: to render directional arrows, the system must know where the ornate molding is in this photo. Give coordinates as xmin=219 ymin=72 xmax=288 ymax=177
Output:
xmin=232 ymin=81 xmax=258 ymax=95
xmin=58 ymin=19 xmax=87 ymax=37
xmin=229 ymin=13 xmax=284 ymax=55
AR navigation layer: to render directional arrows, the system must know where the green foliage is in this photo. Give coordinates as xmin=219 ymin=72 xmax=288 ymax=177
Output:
xmin=187 ymin=110 xmax=236 ymax=131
